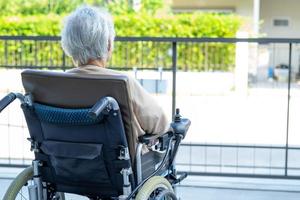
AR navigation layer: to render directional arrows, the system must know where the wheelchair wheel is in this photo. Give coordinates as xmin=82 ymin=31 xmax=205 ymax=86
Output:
xmin=3 ymin=166 xmax=65 ymax=200
xmin=3 ymin=166 xmax=33 ymax=200
xmin=135 ymin=176 xmax=177 ymax=200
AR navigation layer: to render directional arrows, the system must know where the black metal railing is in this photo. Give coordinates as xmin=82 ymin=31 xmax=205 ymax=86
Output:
xmin=177 ymin=143 xmax=300 ymax=179
xmin=1 ymin=36 xmax=300 ymax=180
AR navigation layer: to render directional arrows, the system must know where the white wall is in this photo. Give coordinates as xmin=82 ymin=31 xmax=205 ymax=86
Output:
xmin=172 ymin=0 xmax=253 ymax=16
xmin=260 ymin=0 xmax=300 ymax=38
xmin=235 ymin=0 xmax=253 ymax=18
xmin=260 ymin=0 xmax=300 ymax=75
xmin=171 ymin=0 xmax=300 ymax=77
xmin=172 ymin=0 xmax=254 ymax=33
xmin=172 ymin=0 xmax=300 ymax=38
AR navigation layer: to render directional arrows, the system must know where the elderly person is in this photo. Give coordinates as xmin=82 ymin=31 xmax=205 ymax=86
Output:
xmin=61 ymin=6 xmax=169 ymax=141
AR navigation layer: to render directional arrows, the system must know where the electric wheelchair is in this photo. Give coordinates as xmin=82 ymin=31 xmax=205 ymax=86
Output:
xmin=0 ymin=70 xmax=191 ymax=200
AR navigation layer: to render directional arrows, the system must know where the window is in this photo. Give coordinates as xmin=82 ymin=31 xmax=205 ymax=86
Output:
xmin=173 ymin=8 xmax=234 ymax=14
xmin=273 ymin=19 xmax=289 ymax=27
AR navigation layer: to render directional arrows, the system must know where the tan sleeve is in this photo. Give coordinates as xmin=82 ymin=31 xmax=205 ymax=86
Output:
xmin=128 ymin=77 xmax=169 ymax=135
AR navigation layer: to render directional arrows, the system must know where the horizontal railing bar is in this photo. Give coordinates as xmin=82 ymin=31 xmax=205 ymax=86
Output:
xmin=0 ymin=158 xmax=295 ymax=170
xmin=1 ymin=158 xmax=299 ymax=171
xmin=181 ymin=171 xmax=300 ymax=180
xmin=0 ymin=36 xmax=61 ymax=40
xmin=1 ymin=163 xmax=300 ymax=179
xmin=0 ymin=158 xmax=32 ymax=161
xmin=177 ymin=163 xmax=300 ymax=170
xmin=0 ymin=65 xmax=71 ymax=70
xmin=116 ymin=37 xmax=300 ymax=43
xmin=1 ymin=36 xmax=300 ymax=43
xmin=180 ymin=143 xmax=300 ymax=150
xmin=0 ymin=65 xmax=172 ymax=71
xmin=0 ymin=125 xmax=298 ymax=150
xmin=0 ymin=163 xmax=29 ymax=168
xmin=0 ymin=126 xmax=298 ymax=150
xmin=0 ymin=123 xmax=26 ymax=126
xmin=178 ymin=184 xmax=300 ymax=193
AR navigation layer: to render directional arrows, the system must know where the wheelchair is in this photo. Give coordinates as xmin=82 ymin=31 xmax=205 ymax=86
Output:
xmin=0 ymin=70 xmax=191 ymax=200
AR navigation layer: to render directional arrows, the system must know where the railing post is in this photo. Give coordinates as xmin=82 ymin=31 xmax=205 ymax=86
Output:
xmin=4 ymin=40 xmax=8 ymax=66
xmin=34 ymin=40 xmax=37 ymax=66
xmin=285 ymin=42 xmax=292 ymax=176
xmin=172 ymin=41 xmax=177 ymax=118
xmin=62 ymin=51 xmax=66 ymax=71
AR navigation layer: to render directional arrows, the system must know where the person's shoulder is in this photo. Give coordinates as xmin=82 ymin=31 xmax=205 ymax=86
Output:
xmin=65 ymin=67 xmax=79 ymax=73
xmin=101 ymin=68 xmax=123 ymax=76
xmin=65 ymin=65 xmax=121 ymax=75
xmin=122 ymin=73 xmax=141 ymax=86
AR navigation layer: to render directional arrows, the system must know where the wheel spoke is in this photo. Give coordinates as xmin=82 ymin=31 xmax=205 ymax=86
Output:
xmin=18 ymin=190 xmax=28 ymax=200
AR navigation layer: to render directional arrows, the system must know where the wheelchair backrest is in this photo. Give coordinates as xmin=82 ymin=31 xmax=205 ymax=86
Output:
xmin=21 ymin=69 xmax=136 ymax=197
xmin=22 ymin=69 xmax=136 ymax=158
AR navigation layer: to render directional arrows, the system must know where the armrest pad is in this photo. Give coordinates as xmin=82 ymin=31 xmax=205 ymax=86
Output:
xmin=138 ymin=132 xmax=170 ymax=146
xmin=139 ymin=132 xmax=171 ymax=151
xmin=138 ymin=134 xmax=160 ymax=145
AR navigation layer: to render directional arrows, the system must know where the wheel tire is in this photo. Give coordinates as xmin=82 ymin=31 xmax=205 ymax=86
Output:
xmin=135 ymin=176 xmax=175 ymax=200
xmin=56 ymin=192 xmax=66 ymax=200
xmin=2 ymin=166 xmax=65 ymax=200
xmin=3 ymin=166 xmax=33 ymax=200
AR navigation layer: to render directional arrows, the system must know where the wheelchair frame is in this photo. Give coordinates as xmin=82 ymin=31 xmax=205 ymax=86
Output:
xmin=0 ymin=92 xmax=190 ymax=200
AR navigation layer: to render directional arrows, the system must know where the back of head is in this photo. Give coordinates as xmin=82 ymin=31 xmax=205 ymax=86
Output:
xmin=61 ymin=6 xmax=115 ymax=66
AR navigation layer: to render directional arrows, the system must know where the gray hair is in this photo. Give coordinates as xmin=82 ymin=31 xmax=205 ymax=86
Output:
xmin=61 ymin=6 xmax=115 ymax=66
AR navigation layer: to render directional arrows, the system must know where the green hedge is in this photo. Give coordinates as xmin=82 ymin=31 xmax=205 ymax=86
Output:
xmin=113 ymin=13 xmax=240 ymax=71
xmin=0 ymin=15 xmax=61 ymax=36
xmin=0 ymin=13 xmax=240 ymax=37
xmin=0 ymin=13 xmax=241 ymax=71
xmin=115 ymin=13 xmax=240 ymax=37
xmin=0 ymin=0 xmax=87 ymax=16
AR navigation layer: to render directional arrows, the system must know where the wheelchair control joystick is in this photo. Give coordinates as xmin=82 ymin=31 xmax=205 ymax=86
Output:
xmin=171 ymin=108 xmax=191 ymax=139
xmin=174 ymin=108 xmax=182 ymax=122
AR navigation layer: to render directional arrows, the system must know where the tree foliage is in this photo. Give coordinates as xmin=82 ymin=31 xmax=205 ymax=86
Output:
xmin=0 ymin=0 xmax=241 ymax=71
xmin=0 ymin=0 xmax=165 ymax=15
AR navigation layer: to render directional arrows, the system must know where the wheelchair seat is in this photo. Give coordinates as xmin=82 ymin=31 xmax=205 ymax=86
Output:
xmin=1 ymin=69 xmax=191 ymax=200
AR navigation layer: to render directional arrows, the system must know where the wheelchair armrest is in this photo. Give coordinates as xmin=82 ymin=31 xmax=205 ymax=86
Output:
xmin=138 ymin=132 xmax=171 ymax=151
xmin=139 ymin=134 xmax=161 ymax=146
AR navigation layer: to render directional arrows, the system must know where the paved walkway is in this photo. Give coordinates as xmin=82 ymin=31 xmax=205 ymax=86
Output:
xmin=1 ymin=168 xmax=300 ymax=200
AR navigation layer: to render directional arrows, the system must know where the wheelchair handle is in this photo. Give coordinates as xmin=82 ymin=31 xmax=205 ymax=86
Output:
xmin=89 ymin=97 xmax=120 ymax=119
xmin=0 ymin=93 xmax=16 ymax=113
xmin=89 ymin=97 xmax=110 ymax=119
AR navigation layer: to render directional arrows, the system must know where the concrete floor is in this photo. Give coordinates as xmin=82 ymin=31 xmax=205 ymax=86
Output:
xmin=1 ymin=168 xmax=300 ymax=200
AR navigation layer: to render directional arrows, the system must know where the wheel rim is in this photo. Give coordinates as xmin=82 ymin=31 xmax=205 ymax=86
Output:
xmin=3 ymin=166 xmax=66 ymax=200
xmin=135 ymin=176 xmax=175 ymax=200
xmin=153 ymin=188 xmax=177 ymax=200
xmin=14 ymin=182 xmax=31 ymax=200
xmin=149 ymin=186 xmax=171 ymax=200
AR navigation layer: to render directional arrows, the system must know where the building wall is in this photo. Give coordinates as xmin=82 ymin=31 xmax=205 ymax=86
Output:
xmin=172 ymin=0 xmax=253 ymax=17
xmin=260 ymin=0 xmax=300 ymax=75
xmin=172 ymin=0 xmax=300 ymax=38
xmin=171 ymin=0 xmax=300 ymax=77
xmin=260 ymin=0 xmax=300 ymax=38
xmin=172 ymin=0 xmax=254 ymax=34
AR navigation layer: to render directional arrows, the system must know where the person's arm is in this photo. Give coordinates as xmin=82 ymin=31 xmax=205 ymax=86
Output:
xmin=128 ymin=78 xmax=169 ymax=135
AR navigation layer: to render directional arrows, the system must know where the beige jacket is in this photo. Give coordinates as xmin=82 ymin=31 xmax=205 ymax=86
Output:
xmin=67 ymin=65 xmax=170 ymax=140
